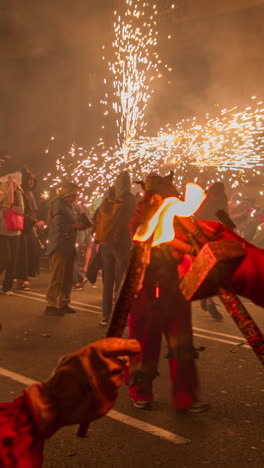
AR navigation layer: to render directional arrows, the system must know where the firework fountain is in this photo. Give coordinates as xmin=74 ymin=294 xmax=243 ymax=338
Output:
xmin=44 ymin=0 xmax=264 ymax=203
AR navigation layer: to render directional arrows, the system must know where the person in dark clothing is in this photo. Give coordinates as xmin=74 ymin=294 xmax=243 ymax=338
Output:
xmin=15 ymin=167 xmax=44 ymax=290
xmin=44 ymin=182 xmax=85 ymax=316
xmin=95 ymin=172 xmax=136 ymax=325
xmin=195 ymin=182 xmax=229 ymax=221
xmin=195 ymin=182 xmax=234 ymax=321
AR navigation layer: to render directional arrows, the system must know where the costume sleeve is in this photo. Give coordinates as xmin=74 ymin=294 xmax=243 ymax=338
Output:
xmin=231 ymin=244 xmax=264 ymax=308
xmin=0 ymin=396 xmax=44 ymax=468
xmin=194 ymin=220 xmax=264 ymax=308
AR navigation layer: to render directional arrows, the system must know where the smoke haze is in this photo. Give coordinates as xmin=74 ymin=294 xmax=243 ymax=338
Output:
xmin=1 ymin=1 xmax=264 ymax=172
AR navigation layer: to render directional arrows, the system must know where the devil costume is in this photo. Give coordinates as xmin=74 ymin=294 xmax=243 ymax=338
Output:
xmin=127 ymin=174 xmax=200 ymax=410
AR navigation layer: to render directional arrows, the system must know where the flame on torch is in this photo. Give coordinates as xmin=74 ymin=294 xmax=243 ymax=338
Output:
xmin=133 ymin=183 xmax=206 ymax=246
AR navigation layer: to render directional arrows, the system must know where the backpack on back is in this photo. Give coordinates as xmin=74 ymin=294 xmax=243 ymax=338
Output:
xmin=95 ymin=198 xmax=124 ymax=245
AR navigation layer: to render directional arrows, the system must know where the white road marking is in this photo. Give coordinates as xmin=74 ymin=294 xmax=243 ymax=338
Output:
xmin=193 ymin=327 xmax=247 ymax=342
xmin=15 ymin=291 xmax=101 ymax=310
xmin=0 ymin=367 xmax=189 ymax=445
xmin=194 ymin=333 xmax=250 ymax=348
xmin=14 ymin=294 xmax=45 ymax=304
xmin=68 ymin=299 xmax=100 ymax=310
xmin=0 ymin=367 xmax=35 ymax=386
xmin=14 ymin=292 xmax=252 ymax=348
xmin=109 ymin=410 xmax=190 ymax=444
xmin=14 ymin=293 xmax=100 ymax=315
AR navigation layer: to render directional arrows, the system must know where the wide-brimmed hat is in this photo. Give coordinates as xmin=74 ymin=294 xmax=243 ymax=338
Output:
xmin=51 ymin=182 xmax=80 ymax=202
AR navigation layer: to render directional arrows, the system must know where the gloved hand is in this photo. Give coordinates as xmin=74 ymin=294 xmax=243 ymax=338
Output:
xmin=175 ymin=219 xmax=264 ymax=308
xmin=24 ymin=338 xmax=140 ymax=439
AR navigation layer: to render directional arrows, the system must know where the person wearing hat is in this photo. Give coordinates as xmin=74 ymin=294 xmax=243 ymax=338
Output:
xmin=44 ymin=182 xmax=85 ymax=315
xmin=15 ymin=167 xmax=44 ymax=292
xmin=95 ymin=171 xmax=136 ymax=325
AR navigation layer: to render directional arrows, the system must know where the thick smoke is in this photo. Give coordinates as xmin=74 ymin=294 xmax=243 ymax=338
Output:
xmin=1 ymin=0 xmax=113 ymax=168
xmin=1 ymin=1 xmax=264 ymax=175
xmin=152 ymin=2 xmax=264 ymax=123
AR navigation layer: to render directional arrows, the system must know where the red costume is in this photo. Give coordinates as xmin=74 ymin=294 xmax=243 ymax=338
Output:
xmin=195 ymin=220 xmax=264 ymax=309
xmin=128 ymin=180 xmax=200 ymax=410
xmin=0 ymin=396 xmax=44 ymax=468
xmin=0 ymin=338 xmax=140 ymax=467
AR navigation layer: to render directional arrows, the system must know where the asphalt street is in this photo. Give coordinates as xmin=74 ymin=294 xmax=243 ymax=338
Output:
xmin=0 ymin=264 xmax=263 ymax=468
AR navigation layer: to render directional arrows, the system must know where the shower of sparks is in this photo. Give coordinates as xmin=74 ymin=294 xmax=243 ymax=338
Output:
xmin=125 ymin=100 xmax=264 ymax=171
xmin=44 ymin=104 xmax=264 ymax=204
xmin=44 ymin=102 xmax=264 ymax=202
xmin=103 ymin=0 xmax=160 ymax=162
xmin=44 ymin=1 xmax=264 ymax=205
xmin=0 ymin=154 xmax=13 ymax=169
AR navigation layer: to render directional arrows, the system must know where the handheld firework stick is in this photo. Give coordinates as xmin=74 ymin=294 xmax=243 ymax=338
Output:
xmin=131 ymin=183 xmax=264 ymax=365
xmin=178 ymin=229 xmax=264 ymax=366
xmin=106 ymin=241 xmax=152 ymax=337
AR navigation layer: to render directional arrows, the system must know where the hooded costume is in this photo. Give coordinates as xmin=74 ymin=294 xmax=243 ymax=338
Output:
xmin=44 ymin=182 xmax=80 ymax=313
xmin=96 ymin=171 xmax=136 ymax=323
xmin=15 ymin=168 xmax=40 ymax=285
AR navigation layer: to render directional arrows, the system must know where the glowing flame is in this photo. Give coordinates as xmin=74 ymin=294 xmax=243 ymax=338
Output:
xmin=133 ymin=183 xmax=206 ymax=246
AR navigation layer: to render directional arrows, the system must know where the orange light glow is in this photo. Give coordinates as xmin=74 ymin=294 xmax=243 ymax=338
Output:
xmin=133 ymin=183 xmax=206 ymax=246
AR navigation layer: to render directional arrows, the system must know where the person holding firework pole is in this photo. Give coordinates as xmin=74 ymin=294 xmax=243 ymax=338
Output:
xmin=125 ymin=174 xmax=264 ymax=414
xmin=127 ymin=173 xmax=209 ymax=412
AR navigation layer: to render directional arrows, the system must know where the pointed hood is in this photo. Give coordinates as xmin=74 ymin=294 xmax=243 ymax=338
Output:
xmin=114 ymin=170 xmax=131 ymax=198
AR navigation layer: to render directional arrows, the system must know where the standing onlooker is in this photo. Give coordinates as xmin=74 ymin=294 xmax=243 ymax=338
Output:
xmin=95 ymin=171 xmax=136 ymax=325
xmin=195 ymin=182 xmax=234 ymax=321
xmin=196 ymin=182 xmax=230 ymax=222
xmin=15 ymin=167 xmax=43 ymax=291
xmin=72 ymin=202 xmax=92 ymax=290
xmin=228 ymin=192 xmax=251 ymax=237
xmin=0 ymin=176 xmax=24 ymax=295
xmin=44 ymin=182 xmax=85 ymax=316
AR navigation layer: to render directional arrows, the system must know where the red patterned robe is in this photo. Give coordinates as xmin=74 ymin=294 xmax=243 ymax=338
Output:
xmin=0 ymin=395 xmax=44 ymax=468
